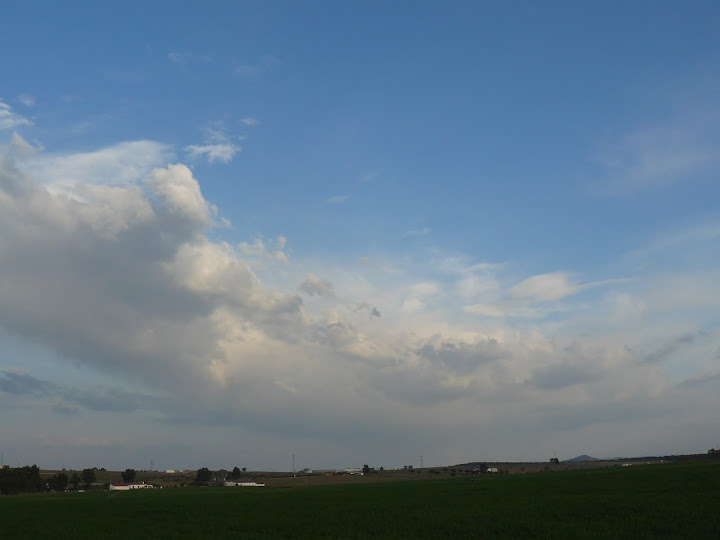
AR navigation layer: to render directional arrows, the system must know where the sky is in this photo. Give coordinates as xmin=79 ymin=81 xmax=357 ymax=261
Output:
xmin=1 ymin=1 xmax=720 ymax=471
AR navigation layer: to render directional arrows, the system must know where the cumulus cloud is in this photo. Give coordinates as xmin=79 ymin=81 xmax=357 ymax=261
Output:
xmin=2 ymin=135 xmax=719 ymax=467
xmin=2 ymin=139 xmax=523 ymax=439
xmin=185 ymin=128 xmax=242 ymax=164
xmin=355 ymin=302 xmax=381 ymax=318
xmin=299 ymin=274 xmax=335 ymax=296
xmin=25 ymin=139 xmax=173 ymax=190
xmin=0 ymin=101 xmax=32 ymax=130
xmin=239 ymin=236 xmax=289 ymax=263
xmin=146 ymin=163 xmax=214 ymax=225
xmin=326 ymin=194 xmax=348 ymax=204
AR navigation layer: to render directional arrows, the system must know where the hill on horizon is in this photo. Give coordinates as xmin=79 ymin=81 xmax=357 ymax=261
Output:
xmin=563 ymin=455 xmax=603 ymax=462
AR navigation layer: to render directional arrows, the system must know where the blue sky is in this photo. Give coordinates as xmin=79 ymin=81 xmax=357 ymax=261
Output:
xmin=1 ymin=1 xmax=720 ymax=470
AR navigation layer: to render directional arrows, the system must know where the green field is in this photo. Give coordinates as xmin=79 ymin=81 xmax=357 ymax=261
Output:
xmin=2 ymin=461 xmax=719 ymax=538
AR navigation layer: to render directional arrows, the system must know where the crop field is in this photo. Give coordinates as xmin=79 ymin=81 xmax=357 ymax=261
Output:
xmin=2 ymin=461 xmax=719 ymax=539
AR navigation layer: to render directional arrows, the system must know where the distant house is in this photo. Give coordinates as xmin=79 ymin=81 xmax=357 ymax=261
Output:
xmin=224 ymin=481 xmax=265 ymax=487
xmin=487 ymin=467 xmax=499 ymax=473
xmin=109 ymin=482 xmax=153 ymax=491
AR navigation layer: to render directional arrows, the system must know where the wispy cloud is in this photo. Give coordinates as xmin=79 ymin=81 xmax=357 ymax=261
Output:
xmin=168 ymin=51 xmax=212 ymax=65
xmin=593 ymin=97 xmax=720 ymax=194
xmin=234 ymin=54 xmax=278 ymax=81
xmin=677 ymin=371 xmax=720 ymax=388
xmin=25 ymin=139 xmax=173 ymax=189
xmin=628 ymin=220 xmax=720 ymax=260
xmin=16 ymin=94 xmax=35 ymax=107
xmin=465 ymin=272 xmax=627 ymax=318
xmin=168 ymin=52 xmax=185 ymax=64
xmin=326 ymin=195 xmax=348 ymax=204
xmin=403 ymin=227 xmax=431 ymax=237
xmin=185 ymin=127 xmax=242 ymax=164
xmin=0 ymin=100 xmax=32 ymax=130
xmin=360 ymin=170 xmax=381 ymax=183
xmin=241 ymin=117 xmax=259 ymax=127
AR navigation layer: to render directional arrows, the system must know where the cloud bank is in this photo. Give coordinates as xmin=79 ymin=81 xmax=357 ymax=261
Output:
xmin=1 ymin=134 xmax=719 ymax=468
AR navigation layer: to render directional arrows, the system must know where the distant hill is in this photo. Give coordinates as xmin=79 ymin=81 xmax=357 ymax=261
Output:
xmin=563 ymin=455 xmax=602 ymax=462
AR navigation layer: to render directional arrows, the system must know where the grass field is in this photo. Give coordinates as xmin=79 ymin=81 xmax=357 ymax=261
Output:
xmin=2 ymin=461 xmax=719 ymax=538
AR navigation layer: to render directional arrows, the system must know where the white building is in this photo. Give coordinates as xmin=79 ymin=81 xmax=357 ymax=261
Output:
xmin=224 ymin=481 xmax=265 ymax=487
xmin=109 ymin=482 xmax=153 ymax=491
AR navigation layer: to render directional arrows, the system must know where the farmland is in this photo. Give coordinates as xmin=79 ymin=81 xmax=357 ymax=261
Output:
xmin=2 ymin=460 xmax=719 ymax=538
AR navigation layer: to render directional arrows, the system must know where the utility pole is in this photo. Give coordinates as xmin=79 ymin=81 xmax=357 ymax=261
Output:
xmin=420 ymin=456 xmax=423 ymax=468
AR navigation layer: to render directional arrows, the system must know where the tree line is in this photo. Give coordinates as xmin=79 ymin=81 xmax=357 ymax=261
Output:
xmin=0 ymin=465 xmax=97 ymax=495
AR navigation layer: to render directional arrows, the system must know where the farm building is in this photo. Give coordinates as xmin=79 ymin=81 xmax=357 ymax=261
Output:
xmin=224 ymin=481 xmax=265 ymax=487
xmin=109 ymin=482 xmax=153 ymax=491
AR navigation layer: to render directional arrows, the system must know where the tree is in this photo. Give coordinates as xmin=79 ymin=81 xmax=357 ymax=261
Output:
xmin=49 ymin=473 xmax=69 ymax=492
xmin=121 ymin=469 xmax=136 ymax=483
xmin=81 ymin=468 xmax=96 ymax=489
xmin=70 ymin=473 xmax=81 ymax=490
xmin=231 ymin=466 xmax=241 ymax=479
xmin=550 ymin=457 xmax=560 ymax=464
xmin=195 ymin=467 xmax=212 ymax=483
xmin=242 ymin=467 xmax=247 ymax=473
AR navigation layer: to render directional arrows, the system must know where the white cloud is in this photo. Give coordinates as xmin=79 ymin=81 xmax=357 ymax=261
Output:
xmin=241 ymin=118 xmax=259 ymax=127
xmin=593 ymin=102 xmax=720 ymax=193
xmin=628 ymin=220 xmax=720 ymax=260
xmin=146 ymin=164 xmax=214 ymax=226
xmin=299 ymin=274 xmax=335 ymax=297
xmin=185 ymin=128 xmax=242 ymax=164
xmin=1 ymin=136 xmax=719 ymax=468
xmin=326 ymin=195 xmax=348 ymax=204
xmin=168 ymin=51 xmax=212 ymax=65
xmin=508 ymin=272 xmax=587 ymax=303
xmin=0 ymin=101 xmax=32 ymax=130
xmin=360 ymin=171 xmax=381 ymax=183
xmin=25 ymin=139 xmax=173 ymax=190
xmin=464 ymin=272 xmax=627 ymax=319
xmin=234 ymin=55 xmax=278 ymax=80
xmin=239 ymin=236 xmax=289 ymax=264
xmin=403 ymin=227 xmax=431 ymax=237
xmin=17 ymin=94 xmax=35 ymax=107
